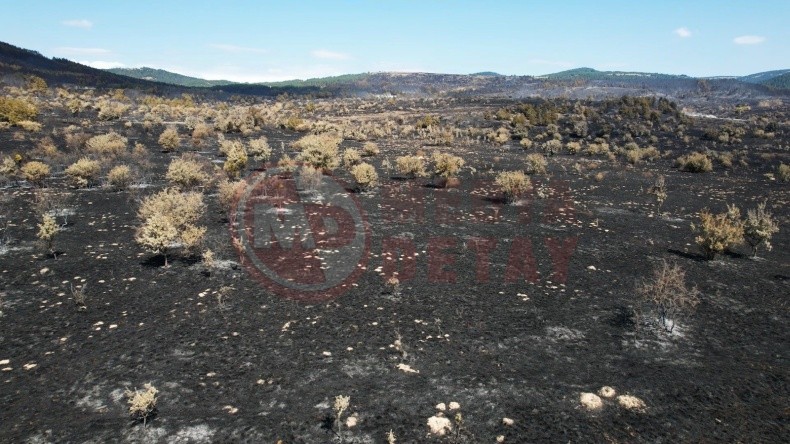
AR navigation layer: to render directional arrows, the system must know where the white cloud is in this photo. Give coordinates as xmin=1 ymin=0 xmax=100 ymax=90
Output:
xmin=311 ymin=49 xmax=351 ymax=61
xmin=209 ymin=44 xmax=268 ymax=54
xmin=54 ymin=47 xmax=111 ymax=56
xmin=80 ymin=61 xmax=126 ymax=69
xmin=733 ymin=35 xmax=766 ymax=45
xmin=674 ymin=27 xmax=692 ymax=38
xmin=62 ymin=19 xmax=93 ymax=29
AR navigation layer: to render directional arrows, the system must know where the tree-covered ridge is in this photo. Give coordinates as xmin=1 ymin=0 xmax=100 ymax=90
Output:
xmin=107 ymin=67 xmax=234 ymax=87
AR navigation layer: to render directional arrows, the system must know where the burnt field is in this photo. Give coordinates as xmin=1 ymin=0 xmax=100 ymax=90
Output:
xmin=0 ymin=87 xmax=788 ymax=443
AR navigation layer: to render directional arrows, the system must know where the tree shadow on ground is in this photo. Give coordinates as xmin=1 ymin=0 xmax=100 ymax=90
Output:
xmin=667 ymin=248 xmax=707 ymax=262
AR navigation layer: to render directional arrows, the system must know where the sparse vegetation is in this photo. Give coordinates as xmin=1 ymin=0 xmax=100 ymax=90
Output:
xmin=125 ymin=383 xmax=158 ymax=426
xmin=37 ymin=214 xmax=59 ymax=258
xmin=20 ymin=161 xmax=50 ymax=187
xmin=692 ymin=205 xmax=744 ymax=259
xmin=166 ymin=155 xmax=210 ymax=190
xmin=743 ymin=201 xmax=779 ymax=257
xmin=676 ymin=152 xmax=713 ymax=173
xmin=495 ymin=171 xmax=530 ymax=203
xmin=297 ymin=165 xmax=323 ymax=191
xmin=431 ymin=151 xmax=464 ymax=180
xmin=342 ymin=148 xmax=362 ymax=170
xmin=158 ymin=126 xmax=181 ymax=151
xmin=86 ymin=132 xmax=127 ymax=156
xmin=106 ymin=165 xmax=133 ymax=190
xmin=647 ymin=175 xmax=667 ymax=213
xmin=362 ymin=141 xmax=380 ymax=156
xmin=223 ymin=141 xmax=249 ymax=178
xmin=351 ymin=162 xmax=378 ymax=191
xmin=65 ymin=158 xmax=101 ymax=188
xmin=525 ymin=153 xmax=547 ymax=175
xmin=637 ymin=260 xmax=700 ymax=332
xmin=136 ymin=188 xmax=207 ymax=266
xmin=395 ymin=155 xmax=427 ymax=178
xmin=247 ymin=136 xmax=272 ymax=162
xmin=0 ymin=96 xmax=38 ymax=124
xmin=778 ymin=163 xmax=790 ymax=182
xmin=296 ymin=134 xmax=341 ymax=171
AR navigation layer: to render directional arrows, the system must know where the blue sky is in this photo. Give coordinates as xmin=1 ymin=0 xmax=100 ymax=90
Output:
xmin=0 ymin=1 xmax=787 ymax=81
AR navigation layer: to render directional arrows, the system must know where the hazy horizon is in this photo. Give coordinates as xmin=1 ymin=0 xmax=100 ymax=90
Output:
xmin=1 ymin=0 xmax=788 ymax=82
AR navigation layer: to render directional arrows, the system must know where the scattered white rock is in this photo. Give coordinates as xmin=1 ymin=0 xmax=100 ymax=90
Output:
xmin=427 ymin=415 xmax=452 ymax=436
xmin=322 ymin=351 xmax=332 ymax=357
xmin=496 ymin=436 xmax=505 ymax=443
xmin=23 ymin=363 xmax=37 ymax=370
xmin=40 ymin=268 xmax=49 ymax=275
xmin=617 ymin=395 xmax=646 ymax=411
xmin=587 ymin=265 xmax=597 ymax=271
xmin=580 ymin=392 xmax=603 ymax=410
xmin=345 ymin=414 xmax=358 ymax=428
xmin=598 ymin=386 xmax=616 ymax=398
xmin=448 ymin=401 xmax=460 ymax=410
xmin=0 ymin=359 xmax=8 ymax=365
xmin=222 ymin=405 xmax=238 ymax=414
xmin=435 ymin=402 xmax=446 ymax=411
xmin=502 ymin=417 xmax=514 ymax=426
xmin=396 ymin=363 xmax=419 ymax=374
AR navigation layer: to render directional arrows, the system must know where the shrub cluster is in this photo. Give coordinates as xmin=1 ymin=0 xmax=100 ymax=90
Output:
xmin=158 ymin=127 xmax=181 ymax=152
xmin=692 ymin=205 xmax=743 ymax=259
xmin=247 ymin=136 xmax=272 ymax=162
xmin=343 ymin=148 xmax=362 ymax=170
xmin=166 ymin=155 xmax=210 ymax=190
xmin=637 ymin=260 xmax=700 ymax=332
xmin=361 ymin=142 xmax=380 ymax=156
xmin=525 ymin=154 xmax=547 ymax=175
xmin=350 ymin=162 xmax=378 ymax=191
xmin=21 ymin=161 xmax=50 ymax=187
xmin=676 ymin=152 xmax=713 ymax=173
xmin=0 ymin=96 xmax=38 ymax=124
xmin=495 ymin=171 xmax=530 ymax=203
xmin=395 ymin=155 xmax=427 ymax=178
xmin=136 ymin=188 xmax=206 ymax=265
xmin=86 ymin=132 xmax=128 ymax=156
xmin=431 ymin=152 xmax=464 ymax=179
xmin=744 ymin=201 xmax=779 ymax=257
xmin=65 ymin=158 xmax=101 ymax=188
xmin=107 ymin=165 xmax=133 ymax=190
xmin=293 ymin=133 xmax=342 ymax=171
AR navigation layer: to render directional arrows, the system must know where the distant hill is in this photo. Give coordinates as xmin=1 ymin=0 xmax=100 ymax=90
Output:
xmin=0 ymin=40 xmax=786 ymax=101
xmin=538 ymin=67 xmax=691 ymax=81
xmin=471 ymin=71 xmax=501 ymax=76
xmin=738 ymin=69 xmax=790 ymax=84
xmin=107 ymin=67 xmax=234 ymax=87
xmin=0 ymin=40 xmax=172 ymax=90
xmin=760 ymin=72 xmax=790 ymax=90
xmin=257 ymin=73 xmax=371 ymax=88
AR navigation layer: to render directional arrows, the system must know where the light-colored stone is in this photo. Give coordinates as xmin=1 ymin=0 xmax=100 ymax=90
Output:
xmin=598 ymin=386 xmax=616 ymax=398
xmin=617 ymin=395 xmax=646 ymax=410
xmin=427 ymin=415 xmax=452 ymax=436
xmin=580 ymin=392 xmax=603 ymax=410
